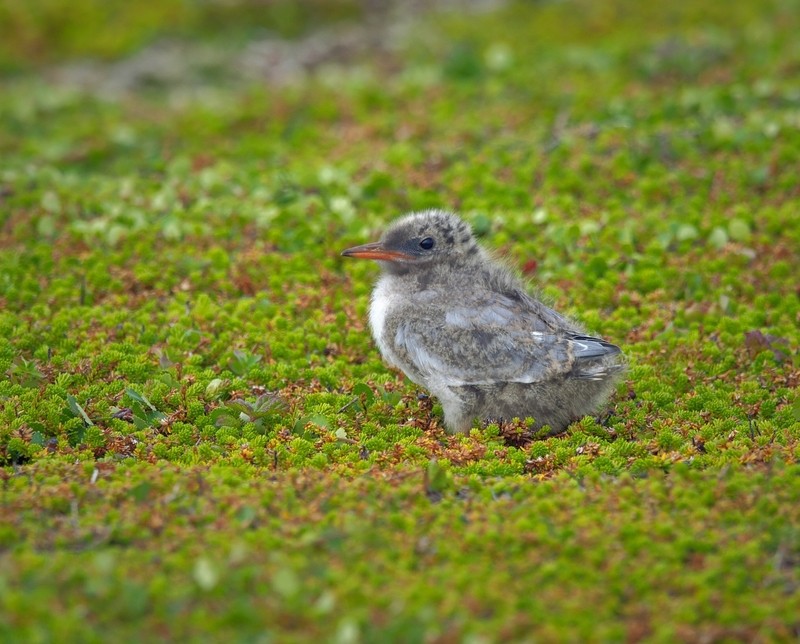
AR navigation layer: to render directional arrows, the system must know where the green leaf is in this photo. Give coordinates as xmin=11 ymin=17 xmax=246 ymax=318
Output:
xmin=293 ymin=415 xmax=328 ymax=438
xmin=676 ymin=224 xmax=699 ymax=241
xmin=380 ymin=389 xmax=403 ymax=406
xmin=251 ymin=393 xmax=285 ymax=416
xmin=470 ymin=213 xmax=492 ymax=236
xmin=193 ymin=558 xmax=219 ymax=591
xmin=211 ymin=410 xmax=242 ymax=429
xmin=205 ymin=378 xmax=227 ymax=399
xmin=352 ymin=382 xmax=375 ymax=408
xmin=66 ymin=395 xmax=94 ymax=426
xmin=272 ymin=567 xmax=299 ymax=598
xmin=125 ymin=388 xmax=158 ymax=412
xmin=228 ymin=350 xmax=262 ymax=376
xmin=728 ymin=218 xmax=751 ymax=242
xmin=41 ymin=191 xmax=61 ymax=213
xmin=224 ymin=399 xmax=255 ymax=416
xmin=708 ymin=227 xmax=729 ymax=249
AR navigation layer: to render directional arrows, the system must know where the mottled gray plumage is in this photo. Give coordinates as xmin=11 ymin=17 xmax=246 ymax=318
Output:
xmin=342 ymin=210 xmax=625 ymax=434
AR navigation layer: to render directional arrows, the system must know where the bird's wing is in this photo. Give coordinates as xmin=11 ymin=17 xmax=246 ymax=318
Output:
xmin=395 ymin=293 xmax=621 ymax=386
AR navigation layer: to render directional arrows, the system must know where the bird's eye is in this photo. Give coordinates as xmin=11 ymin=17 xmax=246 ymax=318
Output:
xmin=419 ymin=237 xmax=435 ymax=250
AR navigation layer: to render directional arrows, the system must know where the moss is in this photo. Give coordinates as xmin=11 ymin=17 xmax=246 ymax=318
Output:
xmin=1 ymin=0 xmax=800 ymax=639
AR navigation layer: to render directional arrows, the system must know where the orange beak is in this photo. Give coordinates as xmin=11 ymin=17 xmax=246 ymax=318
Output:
xmin=341 ymin=241 xmax=412 ymax=262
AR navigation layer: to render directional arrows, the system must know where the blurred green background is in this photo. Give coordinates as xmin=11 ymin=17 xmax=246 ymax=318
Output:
xmin=0 ymin=0 xmax=362 ymax=69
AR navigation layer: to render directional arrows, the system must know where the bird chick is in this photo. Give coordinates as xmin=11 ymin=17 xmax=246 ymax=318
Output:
xmin=341 ymin=210 xmax=625 ymax=434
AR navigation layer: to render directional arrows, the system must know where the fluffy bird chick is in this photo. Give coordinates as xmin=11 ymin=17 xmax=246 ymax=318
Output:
xmin=341 ymin=210 xmax=625 ymax=434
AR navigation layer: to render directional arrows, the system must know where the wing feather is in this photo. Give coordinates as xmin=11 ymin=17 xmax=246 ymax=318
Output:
xmin=395 ymin=292 xmax=620 ymax=386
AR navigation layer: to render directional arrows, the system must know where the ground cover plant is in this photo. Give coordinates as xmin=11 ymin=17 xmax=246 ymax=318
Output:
xmin=1 ymin=0 xmax=799 ymax=640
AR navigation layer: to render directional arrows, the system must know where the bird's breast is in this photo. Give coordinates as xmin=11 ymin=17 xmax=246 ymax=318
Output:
xmin=369 ymin=277 xmax=394 ymax=349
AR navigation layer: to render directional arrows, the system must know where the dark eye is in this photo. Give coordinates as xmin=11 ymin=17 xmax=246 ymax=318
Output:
xmin=419 ymin=237 xmax=435 ymax=250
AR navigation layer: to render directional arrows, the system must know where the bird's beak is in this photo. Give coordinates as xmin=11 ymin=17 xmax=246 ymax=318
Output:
xmin=341 ymin=241 xmax=412 ymax=262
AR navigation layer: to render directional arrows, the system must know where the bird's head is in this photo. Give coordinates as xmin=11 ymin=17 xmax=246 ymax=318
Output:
xmin=341 ymin=210 xmax=481 ymax=274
